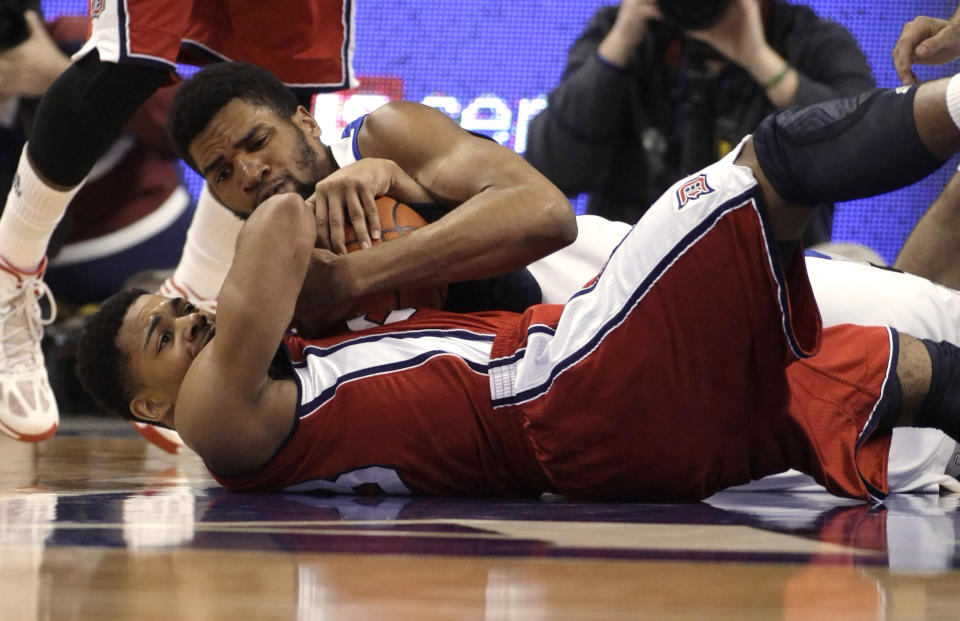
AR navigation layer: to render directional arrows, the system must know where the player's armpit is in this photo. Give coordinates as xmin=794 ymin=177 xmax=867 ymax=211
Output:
xmin=176 ymin=363 xmax=299 ymax=477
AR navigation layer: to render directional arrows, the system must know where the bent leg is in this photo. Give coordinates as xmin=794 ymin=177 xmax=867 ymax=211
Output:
xmin=746 ymin=78 xmax=960 ymax=242
xmin=738 ymin=257 xmax=960 ymax=494
xmin=29 ymin=51 xmax=169 ymax=188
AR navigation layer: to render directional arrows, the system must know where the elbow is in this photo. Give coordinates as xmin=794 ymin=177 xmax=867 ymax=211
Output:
xmin=541 ymin=190 xmax=578 ymax=249
xmin=244 ymin=193 xmax=315 ymax=252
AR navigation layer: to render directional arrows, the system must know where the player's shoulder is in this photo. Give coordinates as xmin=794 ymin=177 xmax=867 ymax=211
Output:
xmin=364 ymin=100 xmax=454 ymax=137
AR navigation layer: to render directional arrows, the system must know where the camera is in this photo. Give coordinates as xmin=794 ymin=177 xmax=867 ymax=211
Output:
xmin=0 ymin=0 xmax=40 ymax=51
xmin=657 ymin=0 xmax=733 ymax=30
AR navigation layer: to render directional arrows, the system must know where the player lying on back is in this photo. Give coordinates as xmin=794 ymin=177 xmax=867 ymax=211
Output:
xmin=75 ymin=64 xmax=960 ymax=501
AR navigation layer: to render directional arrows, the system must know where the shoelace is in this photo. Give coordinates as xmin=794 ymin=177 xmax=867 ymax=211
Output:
xmin=0 ymin=278 xmax=56 ymax=370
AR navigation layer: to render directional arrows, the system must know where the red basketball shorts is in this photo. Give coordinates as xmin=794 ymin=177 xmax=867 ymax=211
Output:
xmin=78 ymin=0 xmax=356 ymax=90
xmin=489 ymin=145 xmax=894 ymax=502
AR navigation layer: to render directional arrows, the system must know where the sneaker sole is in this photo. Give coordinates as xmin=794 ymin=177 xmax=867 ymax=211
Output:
xmin=0 ymin=418 xmax=57 ymax=442
xmin=130 ymin=421 xmax=184 ymax=454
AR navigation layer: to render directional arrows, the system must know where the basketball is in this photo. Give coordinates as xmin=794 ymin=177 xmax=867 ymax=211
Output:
xmin=342 ymin=196 xmax=448 ymax=317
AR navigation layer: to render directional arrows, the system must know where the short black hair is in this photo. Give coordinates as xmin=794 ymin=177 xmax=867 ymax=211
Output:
xmin=74 ymin=288 xmax=148 ymax=421
xmin=167 ymin=61 xmax=300 ymax=172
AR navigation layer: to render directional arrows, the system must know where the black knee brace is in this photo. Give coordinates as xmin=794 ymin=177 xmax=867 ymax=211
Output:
xmin=28 ymin=51 xmax=171 ymax=186
xmin=915 ymin=338 xmax=960 ymax=441
xmin=753 ymin=86 xmax=947 ymax=207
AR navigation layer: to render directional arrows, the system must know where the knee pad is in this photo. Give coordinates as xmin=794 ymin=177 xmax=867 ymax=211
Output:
xmin=753 ymin=87 xmax=946 ymax=207
xmin=28 ymin=51 xmax=171 ymax=186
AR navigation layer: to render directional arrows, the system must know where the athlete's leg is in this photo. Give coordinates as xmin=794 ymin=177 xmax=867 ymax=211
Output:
xmin=0 ymin=52 xmax=167 ymax=442
xmin=747 ymin=77 xmax=960 ymax=243
xmin=895 ymin=168 xmax=960 ymax=289
xmin=158 ymin=184 xmax=242 ymax=309
xmin=739 ymin=257 xmax=960 ymax=494
xmin=526 ymin=215 xmax=630 ymax=303
xmin=511 ymin=74 xmax=960 ymax=500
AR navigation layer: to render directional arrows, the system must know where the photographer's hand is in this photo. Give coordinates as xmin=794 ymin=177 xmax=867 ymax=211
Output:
xmin=893 ymin=14 xmax=960 ymax=85
xmin=598 ymin=0 xmax=661 ymax=68
xmin=0 ymin=11 xmax=70 ymax=99
xmin=688 ymin=0 xmax=798 ymax=107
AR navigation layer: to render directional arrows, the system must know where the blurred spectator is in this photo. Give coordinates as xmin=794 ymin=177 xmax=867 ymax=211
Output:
xmin=525 ymin=0 xmax=874 ymax=244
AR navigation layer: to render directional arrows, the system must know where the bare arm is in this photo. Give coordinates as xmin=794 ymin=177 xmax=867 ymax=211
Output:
xmin=303 ymin=100 xmax=578 ymax=327
xmin=177 ymin=192 xmax=315 ymax=474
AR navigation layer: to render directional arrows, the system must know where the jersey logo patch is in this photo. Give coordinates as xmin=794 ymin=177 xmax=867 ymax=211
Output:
xmin=676 ymin=174 xmax=714 ymax=208
xmin=90 ymin=0 xmax=105 ymax=18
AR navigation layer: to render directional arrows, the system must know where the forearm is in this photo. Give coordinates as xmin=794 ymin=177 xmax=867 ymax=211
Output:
xmin=218 ymin=194 xmax=314 ymax=368
xmin=337 ymin=185 xmax=576 ymax=298
xmin=742 ymin=26 xmax=874 ymax=109
xmin=789 ymin=39 xmax=875 ymax=108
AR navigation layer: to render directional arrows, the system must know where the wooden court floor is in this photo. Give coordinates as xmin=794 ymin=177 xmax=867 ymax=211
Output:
xmin=2 ymin=416 xmax=960 ymax=620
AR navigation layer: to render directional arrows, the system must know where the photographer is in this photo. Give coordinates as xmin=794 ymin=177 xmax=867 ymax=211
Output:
xmin=525 ymin=0 xmax=874 ymax=243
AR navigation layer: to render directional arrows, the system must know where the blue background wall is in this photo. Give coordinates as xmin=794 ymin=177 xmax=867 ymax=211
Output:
xmin=40 ymin=0 xmax=960 ymax=263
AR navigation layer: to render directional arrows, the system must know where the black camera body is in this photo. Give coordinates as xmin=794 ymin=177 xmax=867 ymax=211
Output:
xmin=0 ymin=0 xmax=41 ymax=51
xmin=657 ymin=0 xmax=734 ymax=30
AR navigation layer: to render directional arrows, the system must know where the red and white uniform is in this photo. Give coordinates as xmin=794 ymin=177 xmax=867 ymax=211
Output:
xmin=213 ymin=309 xmax=553 ymax=497
xmin=213 ymin=143 xmax=897 ymax=502
xmin=77 ymin=0 xmax=356 ymax=91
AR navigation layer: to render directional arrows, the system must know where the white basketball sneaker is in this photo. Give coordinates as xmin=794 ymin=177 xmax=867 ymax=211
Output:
xmin=0 ymin=258 xmax=57 ymax=442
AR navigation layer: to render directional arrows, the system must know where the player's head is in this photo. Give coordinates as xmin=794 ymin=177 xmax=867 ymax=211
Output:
xmin=168 ymin=61 xmax=334 ymax=217
xmin=76 ymin=290 xmax=216 ymax=428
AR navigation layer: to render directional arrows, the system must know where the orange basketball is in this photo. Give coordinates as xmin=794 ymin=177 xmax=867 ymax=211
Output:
xmin=342 ymin=196 xmax=448 ymax=317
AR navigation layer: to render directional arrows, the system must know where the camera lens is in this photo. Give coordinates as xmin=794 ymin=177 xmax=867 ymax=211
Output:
xmin=657 ymin=0 xmax=733 ymax=30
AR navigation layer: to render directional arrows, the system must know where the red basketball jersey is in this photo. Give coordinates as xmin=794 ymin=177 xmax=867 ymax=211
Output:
xmin=210 ymin=309 xmax=554 ymax=497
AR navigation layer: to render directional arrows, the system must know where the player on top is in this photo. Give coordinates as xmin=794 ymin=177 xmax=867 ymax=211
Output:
xmin=164 ymin=62 xmax=577 ymax=336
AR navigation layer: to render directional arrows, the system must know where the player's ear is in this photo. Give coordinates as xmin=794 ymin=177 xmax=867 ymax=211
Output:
xmin=130 ymin=396 xmax=172 ymax=424
xmin=293 ymin=106 xmax=321 ymax=140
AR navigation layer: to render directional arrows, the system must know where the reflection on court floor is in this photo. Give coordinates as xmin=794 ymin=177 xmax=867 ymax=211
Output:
xmin=2 ymin=417 xmax=960 ymax=620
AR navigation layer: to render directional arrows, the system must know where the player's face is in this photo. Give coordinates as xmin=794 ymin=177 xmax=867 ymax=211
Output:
xmin=189 ymin=99 xmax=333 ymax=216
xmin=116 ymin=294 xmax=217 ymax=423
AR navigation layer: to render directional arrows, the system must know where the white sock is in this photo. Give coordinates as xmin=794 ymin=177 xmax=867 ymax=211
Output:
xmin=947 ymin=74 xmax=960 ymax=133
xmin=0 ymin=145 xmax=82 ymax=278
xmin=160 ymin=183 xmax=241 ymax=303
